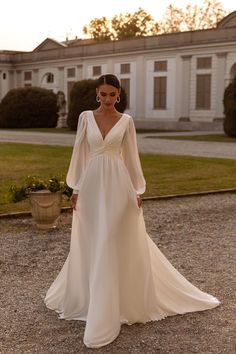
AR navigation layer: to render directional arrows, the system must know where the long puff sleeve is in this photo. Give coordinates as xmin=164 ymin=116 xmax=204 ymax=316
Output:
xmin=66 ymin=112 xmax=89 ymax=193
xmin=121 ymin=116 xmax=146 ymax=195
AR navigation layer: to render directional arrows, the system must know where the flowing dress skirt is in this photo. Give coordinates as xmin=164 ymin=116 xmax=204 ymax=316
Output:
xmin=44 ymin=153 xmax=220 ymax=348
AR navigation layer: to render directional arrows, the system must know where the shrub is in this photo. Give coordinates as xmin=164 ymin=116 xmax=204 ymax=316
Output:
xmin=0 ymin=87 xmax=58 ymax=128
xmin=9 ymin=176 xmax=72 ymax=203
xmin=67 ymin=79 xmax=127 ymax=130
xmin=223 ymin=77 xmax=236 ymax=137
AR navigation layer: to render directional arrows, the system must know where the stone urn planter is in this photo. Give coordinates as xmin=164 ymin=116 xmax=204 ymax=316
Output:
xmin=29 ymin=190 xmax=62 ymax=230
xmin=9 ymin=176 xmax=72 ymax=229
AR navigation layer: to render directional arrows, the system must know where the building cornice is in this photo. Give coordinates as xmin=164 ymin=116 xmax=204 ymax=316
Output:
xmin=1 ymin=26 xmax=236 ymax=67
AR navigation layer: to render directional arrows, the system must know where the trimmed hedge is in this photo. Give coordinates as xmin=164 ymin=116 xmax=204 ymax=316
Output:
xmin=67 ymin=79 xmax=127 ymax=130
xmin=223 ymin=78 xmax=236 ymax=137
xmin=0 ymin=87 xmax=58 ymax=128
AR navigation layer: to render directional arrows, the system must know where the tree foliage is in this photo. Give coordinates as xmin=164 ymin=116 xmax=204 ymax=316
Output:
xmin=83 ymin=8 xmax=158 ymax=40
xmin=82 ymin=1 xmax=228 ymax=40
xmin=158 ymin=4 xmax=183 ymax=33
xmin=83 ymin=17 xmax=112 ymax=41
xmin=223 ymin=77 xmax=236 ymax=138
xmin=159 ymin=0 xmax=227 ymax=33
xmin=0 ymin=87 xmax=58 ymax=128
xmin=111 ymin=8 xmax=158 ymax=39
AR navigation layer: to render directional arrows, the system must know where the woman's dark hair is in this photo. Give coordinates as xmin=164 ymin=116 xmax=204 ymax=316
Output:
xmin=96 ymin=74 xmax=121 ymax=89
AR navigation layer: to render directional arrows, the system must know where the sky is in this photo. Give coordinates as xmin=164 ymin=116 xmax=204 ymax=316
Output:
xmin=1 ymin=0 xmax=235 ymax=52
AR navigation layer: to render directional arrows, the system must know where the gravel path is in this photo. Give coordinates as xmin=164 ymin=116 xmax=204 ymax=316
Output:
xmin=0 ymin=193 xmax=235 ymax=354
xmin=138 ymin=136 xmax=236 ymax=159
xmin=0 ymin=129 xmax=235 ymax=159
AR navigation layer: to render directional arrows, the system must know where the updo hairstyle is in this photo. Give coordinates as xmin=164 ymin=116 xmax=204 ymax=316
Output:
xmin=96 ymin=74 xmax=121 ymax=90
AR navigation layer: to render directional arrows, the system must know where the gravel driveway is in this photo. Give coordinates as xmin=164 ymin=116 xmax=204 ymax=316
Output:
xmin=1 ymin=129 xmax=236 ymax=159
xmin=0 ymin=194 xmax=235 ymax=354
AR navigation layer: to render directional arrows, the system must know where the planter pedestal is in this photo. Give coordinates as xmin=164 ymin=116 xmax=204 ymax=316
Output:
xmin=29 ymin=190 xmax=62 ymax=230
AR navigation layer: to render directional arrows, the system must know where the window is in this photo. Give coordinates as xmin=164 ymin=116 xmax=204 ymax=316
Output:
xmin=120 ymin=78 xmax=130 ymax=109
xmin=120 ymin=63 xmax=130 ymax=74
xmin=153 ymin=77 xmax=167 ymax=109
xmin=196 ymin=74 xmax=211 ymax=109
xmin=154 ymin=60 xmax=167 ymax=72
xmin=46 ymin=73 xmax=54 ymax=83
xmin=197 ymin=57 xmax=212 ymax=69
xmin=24 ymin=71 xmax=32 ymax=81
xmin=3 ymin=73 xmax=6 ymax=80
xmin=67 ymin=68 xmax=75 ymax=78
xmin=93 ymin=66 xmax=101 ymax=76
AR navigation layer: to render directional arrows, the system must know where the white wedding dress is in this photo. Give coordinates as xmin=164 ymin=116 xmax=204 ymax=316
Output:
xmin=44 ymin=110 xmax=220 ymax=348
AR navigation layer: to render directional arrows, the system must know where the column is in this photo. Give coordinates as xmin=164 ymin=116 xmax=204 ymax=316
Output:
xmin=180 ymin=55 xmax=192 ymax=120
xmin=16 ymin=70 xmax=22 ymax=87
xmin=215 ymin=52 xmax=227 ymax=119
xmin=135 ymin=55 xmax=145 ymax=119
xmin=57 ymin=66 xmax=65 ymax=92
xmin=76 ymin=65 xmax=83 ymax=80
xmin=32 ymin=69 xmax=39 ymax=86
xmin=8 ymin=70 xmax=15 ymax=90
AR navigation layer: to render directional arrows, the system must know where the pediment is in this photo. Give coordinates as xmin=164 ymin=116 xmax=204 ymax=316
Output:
xmin=217 ymin=11 xmax=236 ymax=29
xmin=33 ymin=38 xmax=67 ymax=52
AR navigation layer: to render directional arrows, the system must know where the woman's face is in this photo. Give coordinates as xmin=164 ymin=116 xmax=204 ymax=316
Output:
xmin=96 ymin=84 xmax=120 ymax=109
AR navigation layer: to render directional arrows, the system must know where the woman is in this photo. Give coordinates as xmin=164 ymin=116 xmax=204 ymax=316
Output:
xmin=44 ymin=74 xmax=220 ymax=348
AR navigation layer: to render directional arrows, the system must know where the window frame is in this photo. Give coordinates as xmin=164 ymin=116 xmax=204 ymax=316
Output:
xmin=195 ymin=74 xmax=211 ymax=110
xmin=67 ymin=68 xmax=76 ymax=78
xmin=153 ymin=76 xmax=167 ymax=110
xmin=197 ymin=57 xmax=212 ymax=69
xmin=154 ymin=60 xmax=167 ymax=72
xmin=120 ymin=63 xmax=131 ymax=74
xmin=92 ymin=66 xmax=102 ymax=76
xmin=24 ymin=71 xmax=32 ymax=81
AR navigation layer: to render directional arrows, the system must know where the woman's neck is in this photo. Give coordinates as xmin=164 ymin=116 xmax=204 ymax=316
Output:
xmin=95 ymin=107 xmax=118 ymax=116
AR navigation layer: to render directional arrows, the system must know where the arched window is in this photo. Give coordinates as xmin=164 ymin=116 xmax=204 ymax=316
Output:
xmin=46 ymin=73 xmax=54 ymax=83
xmin=41 ymin=72 xmax=54 ymax=85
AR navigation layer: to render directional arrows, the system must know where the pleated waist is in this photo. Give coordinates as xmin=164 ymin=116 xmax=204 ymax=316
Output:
xmin=89 ymin=149 xmax=121 ymax=159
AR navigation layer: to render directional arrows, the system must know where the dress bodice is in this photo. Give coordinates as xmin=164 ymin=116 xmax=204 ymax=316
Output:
xmin=66 ymin=110 xmax=146 ymax=195
xmin=86 ymin=111 xmax=129 ymax=158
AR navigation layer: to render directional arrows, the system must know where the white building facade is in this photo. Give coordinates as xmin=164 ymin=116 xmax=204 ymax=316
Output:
xmin=1 ymin=12 xmax=236 ymax=129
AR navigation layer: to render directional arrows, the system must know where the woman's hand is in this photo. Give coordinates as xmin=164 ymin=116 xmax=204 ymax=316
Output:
xmin=137 ymin=196 xmax=143 ymax=208
xmin=70 ymin=193 xmax=78 ymax=210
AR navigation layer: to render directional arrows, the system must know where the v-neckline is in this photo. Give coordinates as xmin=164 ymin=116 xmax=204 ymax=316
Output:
xmin=91 ymin=111 xmax=125 ymax=141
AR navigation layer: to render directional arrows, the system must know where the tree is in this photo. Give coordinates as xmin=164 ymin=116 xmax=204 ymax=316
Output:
xmin=159 ymin=0 xmax=227 ymax=33
xmin=223 ymin=77 xmax=236 ymax=138
xmin=0 ymin=87 xmax=57 ymax=128
xmin=111 ymin=8 xmax=159 ymax=39
xmin=185 ymin=0 xmax=226 ymax=30
xmin=83 ymin=17 xmax=112 ymax=41
xmin=82 ymin=8 xmax=158 ymax=41
xmin=82 ymin=1 xmax=228 ymax=40
xmin=158 ymin=4 xmax=183 ymax=33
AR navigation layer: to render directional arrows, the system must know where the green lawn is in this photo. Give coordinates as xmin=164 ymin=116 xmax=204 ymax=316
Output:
xmin=151 ymin=134 xmax=236 ymax=143
xmin=1 ymin=142 xmax=236 ymax=213
xmin=0 ymin=127 xmax=75 ymax=134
